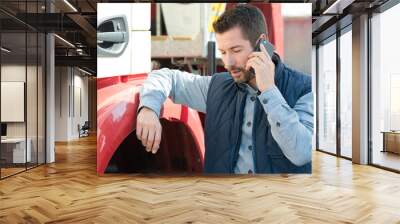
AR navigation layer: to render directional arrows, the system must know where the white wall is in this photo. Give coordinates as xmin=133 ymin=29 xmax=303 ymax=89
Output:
xmin=54 ymin=67 xmax=89 ymax=141
xmin=1 ymin=65 xmax=32 ymax=138
xmin=55 ymin=66 xmax=69 ymax=141
xmin=1 ymin=65 xmax=26 ymax=141
xmin=72 ymin=72 xmax=89 ymax=138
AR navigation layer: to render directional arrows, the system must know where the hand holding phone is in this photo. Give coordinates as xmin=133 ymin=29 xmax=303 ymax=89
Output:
xmin=246 ymin=39 xmax=276 ymax=92
xmin=255 ymin=39 xmax=274 ymax=57
xmin=248 ymin=39 xmax=275 ymax=75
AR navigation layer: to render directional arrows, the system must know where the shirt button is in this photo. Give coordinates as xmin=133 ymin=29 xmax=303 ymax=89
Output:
xmin=248 ymin=145 xmax=253 ymax=151
xmin=276 ymin=122 xmax=280 ymax=127
xmin=248 ymin=169 xmax=253 ymax=174
xmin=250 ymin=96 xmax=256 ymax=101
xmin=262 ymin=99 xmax=268 ymax=104
xmin=247 ymin=121 xmax=252 ymax=127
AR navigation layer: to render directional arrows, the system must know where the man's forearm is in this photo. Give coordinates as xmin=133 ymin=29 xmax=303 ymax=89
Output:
xmin=139 ymin=68 xmax=211 ymax=117
xmin=139 ymin=68 xmax=175 ymax=117
xmin=258 ymin=86 xmax=314 ymax=166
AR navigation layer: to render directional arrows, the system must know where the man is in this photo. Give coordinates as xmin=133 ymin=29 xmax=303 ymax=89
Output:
xmin=136 ymin=4 xmax=313 ymax=174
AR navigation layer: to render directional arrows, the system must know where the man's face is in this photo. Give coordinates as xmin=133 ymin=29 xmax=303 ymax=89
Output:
xmin=215 ymin=26 xmax=254 ymax=83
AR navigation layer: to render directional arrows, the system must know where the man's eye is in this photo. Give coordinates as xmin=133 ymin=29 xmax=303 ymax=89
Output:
xmin=221 ymin=52 xmax=226 ymax=55
xmin=233 ymin=50 xmax=241 ymax=53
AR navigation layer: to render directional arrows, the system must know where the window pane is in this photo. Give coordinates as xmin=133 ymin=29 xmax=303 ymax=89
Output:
xmin=318 ymin=37 xmax=337 ymax=154
xmin=1 ymin=31 xmax=28 ymax=177
xmin=27 ymin=31 xmax=38 ymax=169
xmin=371 ymin=3 xmax=400 ymax=171
xmin=340 ymin=29 xmax=352 ymax=158
xmin=312 ymin=45 xmax=317 ymax=150
xmin=38 ymin=32 xmax=45 ymax=165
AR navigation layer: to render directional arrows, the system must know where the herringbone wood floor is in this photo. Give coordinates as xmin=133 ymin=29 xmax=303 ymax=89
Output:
xmin=1 ymin=135 xmax=400 ymax=223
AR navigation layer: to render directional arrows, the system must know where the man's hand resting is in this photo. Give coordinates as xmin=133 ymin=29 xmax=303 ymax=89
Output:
xmin=136 ymin=107 xmax=162 ymax=154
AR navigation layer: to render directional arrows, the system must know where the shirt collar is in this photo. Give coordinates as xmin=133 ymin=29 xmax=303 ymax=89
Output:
xmin=243 ymin=83 xmax=258 ymax=95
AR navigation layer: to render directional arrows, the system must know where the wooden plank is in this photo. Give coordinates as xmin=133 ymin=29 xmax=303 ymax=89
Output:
xmin=0 ymin=134 xmax=400 ymax=223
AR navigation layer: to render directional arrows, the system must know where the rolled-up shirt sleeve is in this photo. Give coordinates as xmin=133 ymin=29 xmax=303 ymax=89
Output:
xmin=258 ymin=86 xmax=314 ymax=166
xmin=139 ymin=68 xmax=212 ymax=117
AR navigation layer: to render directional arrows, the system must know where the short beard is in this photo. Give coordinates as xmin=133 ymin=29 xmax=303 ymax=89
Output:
xmin=227 ymin=66 xmax=254 ymax=84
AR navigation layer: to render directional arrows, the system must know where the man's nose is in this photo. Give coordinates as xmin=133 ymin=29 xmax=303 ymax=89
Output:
xmin=224 ymin=54 xmax=235 ymax=68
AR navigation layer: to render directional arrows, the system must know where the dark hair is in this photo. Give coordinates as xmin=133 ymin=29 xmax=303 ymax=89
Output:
xmin=212 ymin=4 xmax=268 ymax=48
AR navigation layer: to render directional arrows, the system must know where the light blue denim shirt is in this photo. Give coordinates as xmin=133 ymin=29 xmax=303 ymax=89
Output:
xmin=234 ymin=83 xmax=258 ymax=174
xmin=139 ymin=68 xmax=314 ymax=173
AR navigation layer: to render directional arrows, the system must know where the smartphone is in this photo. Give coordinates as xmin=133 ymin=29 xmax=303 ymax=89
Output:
xmin=249 ymin=39 xmax=275 ymax=75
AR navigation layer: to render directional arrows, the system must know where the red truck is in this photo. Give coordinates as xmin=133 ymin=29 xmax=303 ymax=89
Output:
xmin=97 ymin=74 xmax=205 ymax=174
